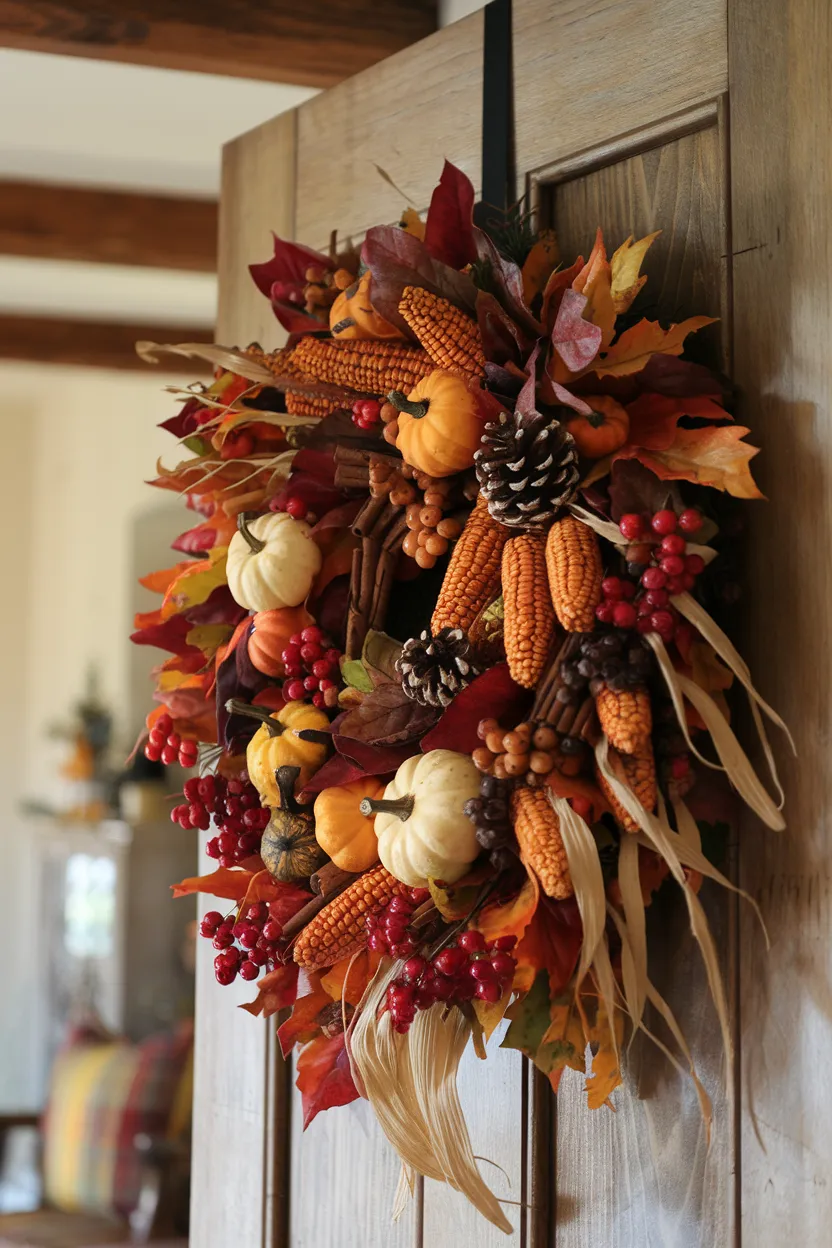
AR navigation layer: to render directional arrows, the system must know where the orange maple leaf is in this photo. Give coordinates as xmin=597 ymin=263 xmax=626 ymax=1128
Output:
xmin=617 ymin=423 xmax=764 ymax=499
xmin=593 ymin=315 xmax=716 ymax=378
xmin=572 ymin=228 xmax=617 ymax=347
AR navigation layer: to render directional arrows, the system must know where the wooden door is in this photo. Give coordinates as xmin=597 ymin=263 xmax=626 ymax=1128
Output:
xmin=196 ymin=0 xmax=832 ymax=1243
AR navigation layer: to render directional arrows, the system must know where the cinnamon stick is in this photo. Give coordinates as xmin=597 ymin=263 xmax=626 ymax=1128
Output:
xmin=369 ymin=549 xmax=396 ymax=629
xmin=352 ymin=495 xmax=388 ymax=537
xmin=310 ymin=861 xmax=360 ymax=897
xmin=346 ymin=546 xmax=364 ymax=658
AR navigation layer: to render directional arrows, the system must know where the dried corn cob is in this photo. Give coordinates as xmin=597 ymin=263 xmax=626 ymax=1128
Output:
xmin=596 ymin=743 xmax=657 ymax=833
xmin=502 ymin=532 xmax=556 ymax=688
xmin=285 ymin=390 xmax=337 ymax=418
xmin=398 ymin=286 xmax=486 ymax=376
xmin=431 ymin=495 xmax=509 ymax=635
xmin=293 ymin=337 xmax=433 ymax=396
xmin=511 ymin=785 xmax=573 ymax=899
xmin=595 ymin=684 xmax=652 ymax=754
xmin=292 ymin=864 xmax=408 ymax=970
xmin=545 ymin=514 xmax=603 ymax=632
xmin=244 ymin=344 xmax=301 ymax=379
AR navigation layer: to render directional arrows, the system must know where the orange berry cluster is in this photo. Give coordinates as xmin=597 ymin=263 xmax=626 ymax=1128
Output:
xmin=302 ymin=265 xmax=354 ymax=321
xmin=473 ymin=718 xmax=558 ymax=784
xmin=380 ymin=399 xmax=400 ymax=447
xmin=402 ymin=492 xmax=463 ymax=570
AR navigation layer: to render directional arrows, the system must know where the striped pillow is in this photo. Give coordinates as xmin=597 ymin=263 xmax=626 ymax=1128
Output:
xmin=42 ymin=1029 xmax=191 ymax=1220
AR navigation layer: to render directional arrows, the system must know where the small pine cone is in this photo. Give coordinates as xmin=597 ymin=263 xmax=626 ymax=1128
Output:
xmin=474 ymin=408 xmax=579 ymax=530
xmin=293 ymin=865 xmax=407 ymax=970
xmin=397 ymin=628 xmax=478 ymax=708
xmin=596 ymin=743 xmax=657 ymax=834
xmin=431 ymin=495 xmax=509 ymax=635
xmin=511 ymin=785 xmax=573 ymax=900
xmin=545 ymin=515 xmax=604 ymax=632
xmin=398 ymin=286 xmax=486 ymax=376
xmin=502 ymin=532 xmax=556 ymax=688
xmin=595 ymin=685 xmax=653 ymax=755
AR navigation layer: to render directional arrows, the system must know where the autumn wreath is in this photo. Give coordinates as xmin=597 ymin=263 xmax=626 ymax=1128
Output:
xmin=133 ymin=162 xmax=788 ymax=1230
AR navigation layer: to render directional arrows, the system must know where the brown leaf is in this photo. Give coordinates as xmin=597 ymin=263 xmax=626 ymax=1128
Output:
xmin=337 ymin=681 xmax=439 ymax=746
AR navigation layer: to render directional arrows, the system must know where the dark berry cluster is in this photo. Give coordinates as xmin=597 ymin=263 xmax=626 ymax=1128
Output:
xmin=281 ymin=624 xmax=342 ymax=710
xmin=351 ymin=398 xmax=382 ymax=429
xmin=463 ymin=774 xmax=517 ymax=872
xmin=144 ymin=712 xmax=198 ymax=767
xmin=594 ymin=508 xmax=706 ymax=644
xmin=386 ymin=931 xmax=518 ymax=1033
xmin=366 ymin=889 xmax=431 ymax=960
xmin=171 ymin=773 xmax=269 ymax=863
xmin=560 ymin=631 xmax=654 ymax=698
xmin=200 ymin=901 xmax=286 ymax=985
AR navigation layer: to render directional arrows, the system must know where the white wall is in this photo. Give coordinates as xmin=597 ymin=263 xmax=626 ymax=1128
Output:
xmin=0 ymin=361 xmax=188 ymax=1107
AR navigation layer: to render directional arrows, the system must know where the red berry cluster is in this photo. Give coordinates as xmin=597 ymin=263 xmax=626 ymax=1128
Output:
xmin=351 ymin=398 xmax=381 ymax=429
xmin=144 ymin=712 xmax=199 ymax=767
xmin=171 ymin=773 xmax=269 ymax=863
xmin=281 ymin=624 xmax=342 ymax=710
xmin=386 ymin=931 xmax=518 ymax=1034
xmin=595 ymin=508 xmax=706 ymax=645
xmin=200 ymin=901 xmax=286 ymax=985
xmin=269 ymin=493 xmax=315 ymax=522
xmin=366 ymin=889 xmax=432 ymax=959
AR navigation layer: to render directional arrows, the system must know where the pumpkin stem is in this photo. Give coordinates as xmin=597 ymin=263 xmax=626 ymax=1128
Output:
xmin=359 ymin=793 xmax=415 ymax=821
xmin=274 ymin=765 xmax=303 ymax=813
xmin=331 ymin=316 xmax=356 ymax=335
xmin=588 ymin=409 xmax=607 ymax=428
xmin=295 ymin=728 xmax=332 ymax=746
xmin=387 ymin=390 xmax=430 ymax=420
xmin=237 ymin=511 xmax=266 ymax=554
xmin=225 ymin=699 xmax=285 ymax=738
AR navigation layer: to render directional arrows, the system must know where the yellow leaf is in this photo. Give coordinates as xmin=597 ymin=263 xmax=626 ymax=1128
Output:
xmin=594 ymin=315 xmax=716 ymax=378
xmin=160 ymin=547 xmax=228 ymax=620
xmin=610 ymin=231 xmax=661 ymax=313
xmin=399 ymin=207 xmax=425 ymax=240
xmin=691 ymin=641 xmax=734 ymax=695
xmin=157 ymin=669 xmax=205 ymax=693
xmin=473 ymin=989 xmax=513 ymax=1042
xmin=186 ymin=623 xmax=234 ymax=658
xmin=585 ymin=1003 xmax=623 ymax=1109
xmin=541 ymin=999 xmax=587 ymax=1073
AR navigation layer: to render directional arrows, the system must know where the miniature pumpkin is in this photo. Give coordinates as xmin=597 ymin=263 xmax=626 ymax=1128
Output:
xmin=248 ymin=605 xmax=314 ymax=678
xmin=226 ymin=511 xmax=322 ymax=613
xmin=361 ymin=749 xmax=480 ymax=887
xmin=566 ymin=395 xmax=629 ymax=458
xmin=227 ymin=699 xmax=330 ymax=806
xmin=390 ymin=371 xmax=484 ymax=477
xmin=329 ymin=270 xmax=402 ymax=341
xmin=261 ymin=766 xmax=327 ymax=882
xmin=314 ymin=776 xmax=385 ymax=873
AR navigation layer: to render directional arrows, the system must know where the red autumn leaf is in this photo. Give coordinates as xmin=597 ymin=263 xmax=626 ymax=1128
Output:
xmin=295 ymin=1032 xmax=360 ymax=1129
xmin=332 ymin=732 xmax=417 ymax=776
xmin=515 ymin=897 xmax=582 ymax=998
xmin=131 ymin=612 xmax=200 ymax=658
xmin=476 ymin=290 xmax=528 ymax=368
xmin=171 ymin=866 xmax=254 ymax=902
xmin=184 ymin=585 xmax=247 ymax=629
xmin=420 ymin=663 xmax=533 ymax=755
xmin=617 ymin=423 xmax=763 ymax=499
xmin=240 ymin=963 xmax=300 ymax=1019
xmin=551 ymin=289 xmax=603 ymax=375
xmin=277 ymin=978 xmax=333 ymax=1057
xmin=423 ymin=159 xmax=478 ymax=270
xmin=239 ymin=870 xmax=312 ymax=920
xmin=292 ymin=447 xmax=337 ymax=481
xmin=298 ymin=752 xmax=370 ymax=799
xmin=172 ymin=523 xmax=220 ymax=554
xmin=626 ymin=391 xmax=732 ymax=452
xmin=546 ymin=772 xmax=610 ymax=823
xmin=249 ymin=235 xmax=333 ymax=334
xmin=252 ymin=686 xmax=286 ymax=712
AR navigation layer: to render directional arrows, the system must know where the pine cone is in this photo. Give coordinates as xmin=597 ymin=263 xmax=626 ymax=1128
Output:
xmin=474 ymin=408 xmax=580 ymax=529
xmin=397 ymin=628 xmax=478 ymax=708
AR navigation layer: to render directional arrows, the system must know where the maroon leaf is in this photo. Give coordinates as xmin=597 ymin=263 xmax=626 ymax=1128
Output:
xmin=291 ymin=409 xmax=387 ymax=451
xmin=423 ymin=159 xmax=478 ymax=270
xmin=608 ymin=460 xmax=682 ymax=524
xmin=551 ymin=289 xmax=603 ymax=373
xmin=250 ymin=235 xmax=334 ymax=333
xmin=240 ymin=963 xmax=300 ymax=1019
xmin=362 ymin=225 xmax=477 ymax=338
xmin=313 ymin=575 xmax=350 ymax=650
xmin=185 ymin=585 xmax=247 ymax=628
xmin=476 ymin=290 xmax=529 ymax=367
xmin=473 ymin=228 xmax=542 ymax=338
xmin=131 ymin=613 xmax=196 ymax=657
xmin=332 ymin=733 xmax=417 ymax=775
xmin=172 ymin=523 xmax=218 ymax=554
xmin=299 ymin=753 xmax=369 ymax=798
xmin=291 ymin=447 xmax=337 ymax=482
xmin=420 ymin=664 xmax=533 ymax=755
xmin=269 ymin=472 xmax=345 ymax=516
xmin=296 ymin=1033 xmax=360 ymax=1129
xmin=337 ymin=681 xmax=440 ymax=746
xmin=310 ymin=500 xmax=364 ymax=535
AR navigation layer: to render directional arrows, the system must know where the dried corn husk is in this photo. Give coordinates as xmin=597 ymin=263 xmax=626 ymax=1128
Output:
xmin=349 ymin=961 xmax=512 ymax=1234
xmin=550 ymin=793 xmax=606 ymax=987
xmin=136 ymin=340 xmax=276 ymax=383
xmin=617 ymin=833 xmax=647 ymax=1039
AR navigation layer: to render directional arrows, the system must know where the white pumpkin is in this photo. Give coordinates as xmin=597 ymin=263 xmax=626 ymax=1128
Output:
xmin=226 ymin=511 xmax=322 ymax=612
xmin=364 ymin=749 xmax=480 ymax=887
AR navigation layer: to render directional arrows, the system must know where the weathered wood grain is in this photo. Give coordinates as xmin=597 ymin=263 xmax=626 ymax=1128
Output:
xmin=730 ymin=0 xmax=832 ymax=1242
xmin=0 ymin=0 xmax=438 ymax=89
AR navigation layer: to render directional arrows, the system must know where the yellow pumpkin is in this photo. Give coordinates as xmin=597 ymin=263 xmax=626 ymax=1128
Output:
xmin=391 ymin=370 xmax=484 ymax=477
xmin=329 ymin=271 xmax=402 ymax=341
xmin=566 ymin=395 xmax=630 ymax=459
xmin=226 ymin=699 xmax=330 ymax=806
xmin=313 ymin=776 xmax=384 ymax=873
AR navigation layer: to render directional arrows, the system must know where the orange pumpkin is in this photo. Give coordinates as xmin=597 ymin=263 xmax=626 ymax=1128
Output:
xmin=313 ymin=776 xmax=385 ymax=872
xmin=391 ymin=370 xmax=484 ymax=477
xmin=329 ymin=270 xmax=402 ymax=341
xmin=566 ymin=395 xmax=630 ymax=458
xmin=248 ymin=605 xmax=314 ymax=678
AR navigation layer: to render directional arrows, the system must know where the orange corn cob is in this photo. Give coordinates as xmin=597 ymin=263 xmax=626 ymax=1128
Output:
xmin=292 ymin=337 xmax=433 ymax=395
xmin=398 ymin=286 xmax=486 ymax=376
xmin=511 ymin=785 xmax=573 ymax=899
xmin=292 ymin=864 xmax=408 ymax=970
xmin=431 ymin=494 xmax=509 ymax=635
xmin=545 ymin=515 xmax=603 ymax=632
xmin=596 ymin=743 xmax=657 ymax=833
xmin=502 ymin=532 xmax=556 ymax=688
xmin=285 ymin=390 xmax=338 ymax=418
xmin=595 ymin=685 xmax=652 ymax=755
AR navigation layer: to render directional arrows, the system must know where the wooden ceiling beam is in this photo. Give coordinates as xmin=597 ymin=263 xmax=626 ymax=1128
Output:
xmin=0 ymin=314 xmax=212 ymax=372
xmin=0 ymin=0 xmax=438 ymax=89
xmin=0 ymin=180 xmax=218 ymax=271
